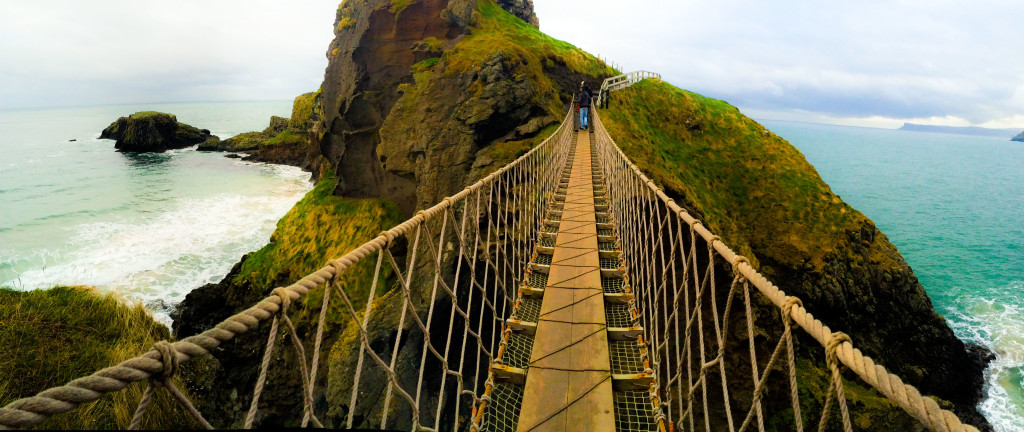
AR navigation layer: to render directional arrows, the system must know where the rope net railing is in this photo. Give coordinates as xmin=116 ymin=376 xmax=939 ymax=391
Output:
xmin=0 ymin=108 xmax=577 ymax=431
xmin=588 ymin=107 xmax=980 ymax=432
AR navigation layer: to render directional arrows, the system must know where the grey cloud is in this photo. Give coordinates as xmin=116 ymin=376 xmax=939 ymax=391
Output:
xmin=536 ymin=0 xmax=1024 ymax=127
xmin=2 ymin=0 xmax=1022 ymax=128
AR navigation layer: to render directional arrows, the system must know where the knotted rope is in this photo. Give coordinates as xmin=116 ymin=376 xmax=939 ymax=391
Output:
xmin=128 ymin=341 xmax=212 ymax=430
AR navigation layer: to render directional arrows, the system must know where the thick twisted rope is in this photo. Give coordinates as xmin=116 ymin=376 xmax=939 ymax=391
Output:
xmin=0 ymin=108 xmax=576 ymax=431
xmin=128 ymin=341 xmax=212 ymax=430
xmin=590 ymin=108 xmax=980 ymax=432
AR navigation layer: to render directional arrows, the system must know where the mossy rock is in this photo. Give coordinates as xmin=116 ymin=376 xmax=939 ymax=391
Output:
xmin=100 ymin=111 xmax=216 ymax=153
xmin=290 ymin=92 xmax=318 ymax=130
xmin=0 ymin=286 xmax=199 ymax=429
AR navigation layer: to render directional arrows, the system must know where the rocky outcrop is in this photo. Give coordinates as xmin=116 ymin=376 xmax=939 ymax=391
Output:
xmin=497 ymin=0 xmax=538 ymax=27
xmin=313 ymin=0 xmax=598 ymax=214
xmin=100 ymin=112 xmax=217 ymax=153
xmin=173 ymin=0 xmax=610 ymax=428
xmin=198 ymin=116 xmax=289 ymax=152
xmin=198 ymin=92 xmax=320 ymax=169
xmin=1013 ymin=130 xmax=1024 ymax=141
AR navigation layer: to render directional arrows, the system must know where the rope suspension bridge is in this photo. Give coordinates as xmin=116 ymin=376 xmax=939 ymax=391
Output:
xmin=0 ymin=72 xmax=980 ymax=432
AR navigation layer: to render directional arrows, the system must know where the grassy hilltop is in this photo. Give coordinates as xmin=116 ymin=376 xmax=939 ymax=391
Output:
xmin=601 ymin=79 xmax=986 ymax=429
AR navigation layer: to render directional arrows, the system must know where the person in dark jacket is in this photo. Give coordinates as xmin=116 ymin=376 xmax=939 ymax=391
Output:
xmin=577 ymin=82 xmax=592 ymax=130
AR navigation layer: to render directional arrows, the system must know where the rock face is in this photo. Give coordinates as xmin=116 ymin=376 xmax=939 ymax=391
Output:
xmin=311 ymin=0 xmax=594 ymax=215
xmin=1013 ymin=130 xmax=1024 ymax=141
xmin=198 ymin=93 xmax=319 ymax=169
xmin=497 ymin=0 xmax=538 ymax=27
xmin=173 ymin=0 xmax=987 ymax=429
xmin=172 ymin=0 xmax=612 ymax=428
xmin=100 ymin=112 xmax=217 ymax=153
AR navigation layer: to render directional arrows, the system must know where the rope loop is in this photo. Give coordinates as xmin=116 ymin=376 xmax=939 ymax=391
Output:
xmin=272 ymin=287 xmax=292 ymax=311
xmin=153 ymin=341 xmax=178 ymax=379
xmin=781 ymin=296 xmax=803 ymax=325
xmin=826 ymin=332 xmax=852 ymax=366
xmin=707 ymin=235 xmax=722 ymax=246
xmin=687 ymin=219 xmax=703 ymax=230
xmin=378 ymin=230 xmax=393 ymax=246
xmin=731 ymin=255 xmax=749 ymax=269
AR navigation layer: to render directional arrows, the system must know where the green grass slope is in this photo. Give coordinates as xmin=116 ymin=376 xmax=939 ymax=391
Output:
xmin=600 ymin=79 xmax=866 ymax=272
xmin=599 ymin=79 xmax=979 ymax=430
xmin=233 ymin=170 xmax=405 ymax=323
xmin=0 ymin=286 xmax=197 ymax=429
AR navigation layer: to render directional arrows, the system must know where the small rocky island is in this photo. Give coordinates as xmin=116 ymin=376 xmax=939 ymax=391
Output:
xmin=100 ymin=111 xmax=218 ymax=153
xmin=1013 ymin=130 xmax=1024 ymax=142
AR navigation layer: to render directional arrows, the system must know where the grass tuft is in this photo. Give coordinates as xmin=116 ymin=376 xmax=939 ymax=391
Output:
xmin=0 ymin=286 xmax=198 ymax=429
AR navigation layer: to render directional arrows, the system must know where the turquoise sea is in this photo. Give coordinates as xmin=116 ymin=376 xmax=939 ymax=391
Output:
xmin=0 ymin=101 xmax=313 ymax=325
xmin=0 ymin=103 xmax=1019 ymax=428
xmin=763 ymin=120 xmax=1024 ymax=430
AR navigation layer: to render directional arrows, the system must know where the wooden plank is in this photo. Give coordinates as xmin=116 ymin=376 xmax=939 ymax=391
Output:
xmin=517 ymin=132 xmax=615 ymax=432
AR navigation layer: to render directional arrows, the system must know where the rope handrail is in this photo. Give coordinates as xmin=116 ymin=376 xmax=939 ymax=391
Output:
xmin=589 ymin=106 xmax=979 ymax=432
xmin=0 ymin=107 xmax=578 ymax=430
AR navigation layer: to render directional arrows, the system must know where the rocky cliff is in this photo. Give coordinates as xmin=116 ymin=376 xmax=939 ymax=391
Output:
xmin=311 ymin=0 xmax=608 ymax=214
xmin=171 ymin=0 xmax=988 ymax=429
xmin=100 ymin=111 xmax=217 ymax=153
xmin=174 ymin=0 xmax=613 ymax=428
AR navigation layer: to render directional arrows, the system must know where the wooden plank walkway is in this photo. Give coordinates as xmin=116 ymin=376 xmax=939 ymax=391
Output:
xmin=518 ymin=131 xmax=615 ymax=431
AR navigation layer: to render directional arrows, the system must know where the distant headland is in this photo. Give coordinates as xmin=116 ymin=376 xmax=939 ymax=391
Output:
xmin=899 ymin=122 xmax=1021 ymax=139
xmin=1013 ymin=130 xmax=1024 ymax=142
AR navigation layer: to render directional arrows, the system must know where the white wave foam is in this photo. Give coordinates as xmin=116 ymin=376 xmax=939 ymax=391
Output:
xmin=946 ymin=280 xmax=1024 ymax=431
xmin=8 ymin=164 xmax=311 ymax=326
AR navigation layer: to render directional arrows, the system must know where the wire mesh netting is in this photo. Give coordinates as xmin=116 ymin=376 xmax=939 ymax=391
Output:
xmin=602 ymin=276 xmax=627 ymax=294
xmin=610 ymin=340 xmax=648 ymax=375
xmin=502 ymin=333 xmax=534 ymax=369
xmin=526 ymin=272 xmax=548 ymax=289
xmin=514 ymin=298 xmax=542 ymax=323
xmin=479 ymin=383 xmax=525 ymax=432
xmin=614 ymin=390 xmax=658 ymax=432
xmin=606 ymin=303 xmax=636 ymax=328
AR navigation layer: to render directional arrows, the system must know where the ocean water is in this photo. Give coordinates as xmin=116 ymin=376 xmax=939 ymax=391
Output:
xmin=762 ymin=120 xmax=1024 ymax=430
xmin=0 ymin=101 xmax=313 ymax=325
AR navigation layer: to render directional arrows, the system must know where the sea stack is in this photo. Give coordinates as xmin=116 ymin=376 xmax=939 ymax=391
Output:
xmin=100 ymin=111 xmax=218 ymax=153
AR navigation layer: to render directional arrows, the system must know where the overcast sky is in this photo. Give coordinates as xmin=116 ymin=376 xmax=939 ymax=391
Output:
xmin=2 ymin=0 xmax=1022 ymax=129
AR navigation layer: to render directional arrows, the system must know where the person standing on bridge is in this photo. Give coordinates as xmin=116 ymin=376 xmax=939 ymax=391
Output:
xmin=577 ymin=81 xmax=592 ymax=131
